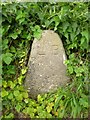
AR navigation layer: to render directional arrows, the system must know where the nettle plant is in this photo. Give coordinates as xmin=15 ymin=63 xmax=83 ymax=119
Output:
xmin=1 ymin=2 xmax=89 ymax=119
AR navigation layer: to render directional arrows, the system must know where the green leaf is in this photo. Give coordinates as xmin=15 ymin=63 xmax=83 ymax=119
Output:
xmin=21 ymin=68 xmax=27 ymax=75
xmin=45 ymin=20 xmax=52 ymax=28
xmin=4 ymin=113 xmax=14 ymax=118
xmin=3 ymin=53 xmax=12 ymax=58
xmin=33 ymin=25 xmax=42 ymax=39
xmin=70 ymin=32 xmax=75 ymax=41
xmin=22 ymin=92 xmax=28 ymax=99
xmin=57 ymin=109 xmax=64 ymax=118
xmin=26 ymin=107 xmax=35 ymax=114
xmin=14 ymin=90 xmax=20 ymax=97
xmin=54 ymin=95 xmax=63 ymax=111
xmin=9 ymin=33 xmax=18 ymax=39
xmin=4 ymin=57 xmax=12 ymax=65
xmin=10 ymin=46 xmax=16 ymax=53
xmin=81 ymin=30 xmax=88 ymax=41
xmin=67 ymin=26 xmax=72 ymax=33
xmin=0 ymin=80 xmax=2 ymax=87
xmin=7 ymin=65 xmax=16 ymax=75
xmin=72 ymin=106 xmax=78 ymax=118
xmin=2 ymin=25 xmax=10 ymax=35
xmin=24 ymin=99 xmax=29 ymax=103
xmin=63 ymin=22 xmax=69 ymax=32
xmin=37 ymin=94 xmax=43 ymax=102
xmin=68 ymin=66 xmax=73 ymax=74
xmin=27 ymin=33 xmax=31 ymax=40
xmin=80 ymin=37 xmax=88 ymax=49
xmin=2 ymin=53 xmax=13 ymax=65
xmin=2 ymin=39 xmax=8 ymax=50
xmin=8 ymin=81 xmax=15 ymax=89
xmin=72 ymin=22 xmax=78 ymax=33
xmin=46 ymin=103 xmax=54 ymax=113
xmin=19 ymin=18 xmax=25 ymax=24
xmin=17 ymin=94 xmax=23 ymax=101
xmin=72 ymin=94 xmax=77 ymax=106
xmin=0 ymin=65 xmax=2 ymax=76
xmin=34 ymin=30 xmax=42 ymax=39
xmin=18 ymin=75 xmax=23 ymax=85
xmin=8 ymin=93 xmax=13 ymax=100
xmin=16 ymin=11 xmax=23 ymax=20
xmin=69 ymin=53 xmax=75 ymax=59
xmin=15 ymin=104 xmax=22 ymax=112
xmin=61 ymin=5 xmax=70 ymax=14
xmin=54 ymin=16 xmax=60 ymax=31
xmin=64 ymin=32 xmax=68 ymax=39
xmin=79 ymin=98 xmax=88 ymax=108
xmin=2 ymin=89 xmax=8 ymax=97
xmin=2 ymin=81 xmax=7 ymax=88
xmin=17 ymin=29 xmax=22 ymax=34
xmin=46 ymin=106 xmax=51 ymax=113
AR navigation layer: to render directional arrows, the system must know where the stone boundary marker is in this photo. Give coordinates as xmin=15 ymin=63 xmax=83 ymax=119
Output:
xmin=25 ymin=30 xmax=69 ymax=99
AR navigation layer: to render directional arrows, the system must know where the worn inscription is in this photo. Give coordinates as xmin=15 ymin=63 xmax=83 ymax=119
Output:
xmin=25 ymin=30 xmax=69 ymax=99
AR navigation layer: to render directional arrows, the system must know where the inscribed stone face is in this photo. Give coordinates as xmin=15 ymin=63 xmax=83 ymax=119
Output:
xmin=25 ymin=30 xmax=69 ymax=98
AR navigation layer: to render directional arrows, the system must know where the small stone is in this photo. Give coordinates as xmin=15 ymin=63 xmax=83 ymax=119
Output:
xmin=25 ymin=30 xmax=69 ymax=99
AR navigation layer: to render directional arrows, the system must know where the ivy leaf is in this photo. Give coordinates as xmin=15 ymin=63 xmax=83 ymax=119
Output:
xmin=33 ymin=25 xmax=42 ymax=39
xmin=2 ymin=53 xmax=13 ymax=65
xmin=9 ymin=33 xmax=18 ymax=39
xmin=4 ymin=57 xmax=12 ymax=65
xmin=15 ymin=104 xmax=22 ymax=112
xmin=34 ymin=30 xmax=42 ymax=39
xmin=27 ymin=107 xmax=35 ymax=114
xmin=46 ymin=106 xmax=51 ymax=113
xmin=14 ymin=90 xmax=20 ymax=97
xmin=2 ymin=39 xmax=8 ymax=50
xmin=10 ymin=46 xmax=16 ymax=53
xmin=21 ymin=68 xmax=27 ymax=75
xmin=7 ymin=65 xmax=16 ymax=75
xmin=2 ymin=25 xmax=10 ymax=35
xmin=37 ymin=94 xmax=43 ymax=102
xmin=18 ymin=75 xmax=23 ymax=85
xmin=27 ymin=33 xmax=31 ymax=40
xmin=2 ymin=81 xmax=7 ymax=88
xmin=2 ymin=89 xmax=8 ymax=97
xmin=68 ymin=66 xmax=73 ymax=74
xmin=17 ymin=94 xmax=23 ymax=101
xmin=67 ymin=26 xmax=72 ymax=33
xmin=8 ymin=81 xmax=15 ymax=89
xmin=46 ymin=103 xmax=54 ymax=113
xmin=8 ymin=93 xmax=13 ymax=100
xmin=14 ymin=90 xmax=23 ymax=101
xmin=22 ymin=92 xmax=28 ymax=99
xmin=24 ymin=99 xmax=29 ymax=103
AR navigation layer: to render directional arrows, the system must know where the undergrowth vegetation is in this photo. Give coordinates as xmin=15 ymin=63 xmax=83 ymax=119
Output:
xmin=1 ymin=1 xmax=89 ymax=119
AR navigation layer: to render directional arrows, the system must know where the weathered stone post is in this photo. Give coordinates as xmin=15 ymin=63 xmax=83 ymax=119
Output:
xmin=25 ymin=30 xmax=69 ymax=99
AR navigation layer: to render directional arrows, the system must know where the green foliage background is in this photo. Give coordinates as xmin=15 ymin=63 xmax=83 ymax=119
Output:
xmin=1 ymin=1 xmax=89 ymax=119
